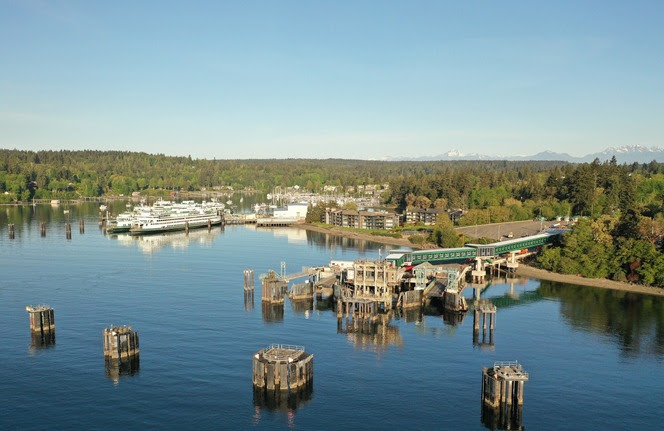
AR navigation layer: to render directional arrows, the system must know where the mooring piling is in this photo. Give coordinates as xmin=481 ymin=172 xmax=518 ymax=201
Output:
xmin=252 ymin=344 xmax=313 ymax=392
xmin=26 ymin=305 xmax=55 ymax=347
xmin=103 ymin=326 xmax=139 ymax=360
xmin=244 ymin=269 xmax=255 ymax=291
xmin=481 ymin=361 xmax=528 ymax=429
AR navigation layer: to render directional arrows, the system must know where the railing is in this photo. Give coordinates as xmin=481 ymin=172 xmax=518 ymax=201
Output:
xmin=267 ymin=343 xmax=304 ymax=352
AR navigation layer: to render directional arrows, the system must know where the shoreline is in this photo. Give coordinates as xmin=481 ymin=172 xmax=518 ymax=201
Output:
xmin=297 ymin=223 xmax=423 ymax=250
xmin=299 ymin=223 xmax=664 ymax=297
xmin=516 ymin=264 xmax=664 ymax=297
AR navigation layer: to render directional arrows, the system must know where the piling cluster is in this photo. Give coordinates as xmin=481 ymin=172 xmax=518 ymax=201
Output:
xmin=103 ymin=325 xmax=140 ymax=360
xmin=26 ymin=305 xmax=56 ymax=346
xmin=252 ymin=344 xmax=313 ymax=392
xmin=473 ymin=302 xmax=497 ymax=347
xmin=481 ymin=361 xmax=528 ymax=429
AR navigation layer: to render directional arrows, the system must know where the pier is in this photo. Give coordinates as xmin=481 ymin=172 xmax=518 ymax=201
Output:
xmin=256 ymin=218 xmax=296 ymax=227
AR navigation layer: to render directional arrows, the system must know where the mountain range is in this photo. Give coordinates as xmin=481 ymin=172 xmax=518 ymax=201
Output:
xmin=389 ymin=145 xmax=664 ymax=164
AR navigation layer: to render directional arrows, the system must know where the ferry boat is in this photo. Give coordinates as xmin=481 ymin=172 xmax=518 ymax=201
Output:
xmin=129 ymin=210 xmax=222 ymax=235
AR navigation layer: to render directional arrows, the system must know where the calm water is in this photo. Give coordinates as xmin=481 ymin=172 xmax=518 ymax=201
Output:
xmin=1 ymin=204 xmax=663 ymax=430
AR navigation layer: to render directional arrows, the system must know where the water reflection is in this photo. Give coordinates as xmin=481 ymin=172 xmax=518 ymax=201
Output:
xmin=252 ymin=384 xmax=313 ymax=427
xmin=290 ymin=299 xmax=314 ymax=315
xmin=111 ymin=228 xmax=222 ymax=255
xmin=244 ymin=291 xmax=254 ymax=312
xmin=262 ymin=303 xmax=284 ymax=324
xmin=104 ymin=356 xmax=140 ymax=384
xmin=304 ymin=230 xmax=383 ymax=254
xmin=337 ymin=312 xmax=403 ymax=351
xmin=539 ymin=280 xmax=664 ymax=358
xmin=481 ymin=403 xmax=523 ymax=431
xmin=29 ymin=331 xmax=56 ymax=352
xmin=252 ymin=383 xmax=313 ymax=412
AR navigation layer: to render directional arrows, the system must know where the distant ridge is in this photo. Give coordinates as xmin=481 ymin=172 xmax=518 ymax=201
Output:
xmin=388 ymin=145 xmax=664 ymax=163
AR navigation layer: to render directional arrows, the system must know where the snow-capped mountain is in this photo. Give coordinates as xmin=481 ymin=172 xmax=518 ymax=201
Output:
xmin=389 ymin=145 xmax=664 ymax=163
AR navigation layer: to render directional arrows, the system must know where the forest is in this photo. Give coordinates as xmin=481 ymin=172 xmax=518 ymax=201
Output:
xmin=1 ymin=149 xmax=664 ymax=286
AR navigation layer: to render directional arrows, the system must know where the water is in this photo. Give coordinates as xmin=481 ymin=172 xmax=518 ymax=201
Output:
xmin=1 ymin=204 xmax=663 ymax=430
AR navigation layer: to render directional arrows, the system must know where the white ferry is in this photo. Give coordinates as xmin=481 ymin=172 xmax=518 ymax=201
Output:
xmin=129 ymin=210 xmax=221 ymax=235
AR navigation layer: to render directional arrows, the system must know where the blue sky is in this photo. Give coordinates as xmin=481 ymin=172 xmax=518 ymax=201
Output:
xmin=1 ymin=1 xmax=663 ymax=159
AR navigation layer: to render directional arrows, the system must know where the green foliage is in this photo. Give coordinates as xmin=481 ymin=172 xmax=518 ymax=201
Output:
xmin=429 ymin=223 xmax=463 ymax=248
xmin=408 ymin=234 xmax=426 ymax=245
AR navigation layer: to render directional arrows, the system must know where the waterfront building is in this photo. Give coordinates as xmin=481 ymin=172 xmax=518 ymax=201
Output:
xmin=404 ymin=208 xmax=464 ymax=225
xmin=324 ymin=208 xmax=399 ymax=230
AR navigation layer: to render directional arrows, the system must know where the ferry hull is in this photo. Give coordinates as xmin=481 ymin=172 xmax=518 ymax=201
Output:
xmin=129 ymin=218 xmax=222 ymax=235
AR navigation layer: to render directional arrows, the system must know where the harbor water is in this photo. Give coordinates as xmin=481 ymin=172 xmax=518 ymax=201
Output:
xmin=1 ymin=203 xmax=663 ymax=430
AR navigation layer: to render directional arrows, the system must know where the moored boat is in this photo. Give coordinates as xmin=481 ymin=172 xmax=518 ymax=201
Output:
xmin=129 ymin=211 xmax=222 ymax=235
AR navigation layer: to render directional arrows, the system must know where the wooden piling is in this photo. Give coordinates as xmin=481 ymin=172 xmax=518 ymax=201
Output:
xmin=244 ymin=269 xmax=255 ymax=291
xmin=65 ymin=223 xmax=72 ymax=239
xmin=481 ymin=361 xmax=529 ymax=413
xmin=8 ymin=223 xmax=15 ymax=239
xmin=79 ymin=219 xmax=84 ymax=234
xmin=474 ymin=302 xmax=496 ymax=347
xmin=185 ymin=221 xmax=189 ymax=234
xmin=26 ymin=305 xmax=55 ymax=334
xmin=253 ymin=344 xmax=313 ymax=393
xmin=103 ymin=326 xmax=139 ymax=360
xmin=262 ymin=271 xmax=287 ymax=304
xmin=40 ymin=222 xmax=46 ymax=237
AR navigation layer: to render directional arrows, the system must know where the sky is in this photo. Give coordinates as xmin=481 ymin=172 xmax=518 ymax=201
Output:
xmin=1 ymin=1 xmax=663 ymax=159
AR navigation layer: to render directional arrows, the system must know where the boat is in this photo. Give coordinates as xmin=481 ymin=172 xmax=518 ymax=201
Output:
xmin=129 ymin=210 xmax=222 ymax=235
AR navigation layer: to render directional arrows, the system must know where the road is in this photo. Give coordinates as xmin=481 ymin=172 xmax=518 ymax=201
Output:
xmin=455 ymin=220 xmax=556 ymax=241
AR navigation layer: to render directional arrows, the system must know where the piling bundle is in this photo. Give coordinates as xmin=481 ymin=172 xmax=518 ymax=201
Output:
xmin=481 ymin=361 xmax=528 ymax=429
xmin=252 ymin=344 xmax=313 ymax=392
xmin=103 ymin=326 xmax=139 ymax=360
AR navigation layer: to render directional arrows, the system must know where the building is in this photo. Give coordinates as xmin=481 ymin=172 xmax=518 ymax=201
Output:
xmin=325 ymin=208 xmax=399 ymax=230
xmin=404 ymin=208 xmax=464 ymax=225
xmin=273 ymin=202 xmax=308 ymax=221
xmin=405 ymin=208 xmax=447 ymax=225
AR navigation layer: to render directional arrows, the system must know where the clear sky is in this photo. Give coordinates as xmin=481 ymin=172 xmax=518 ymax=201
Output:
xmin=1 ymin=1 xmax=663 ymax=159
